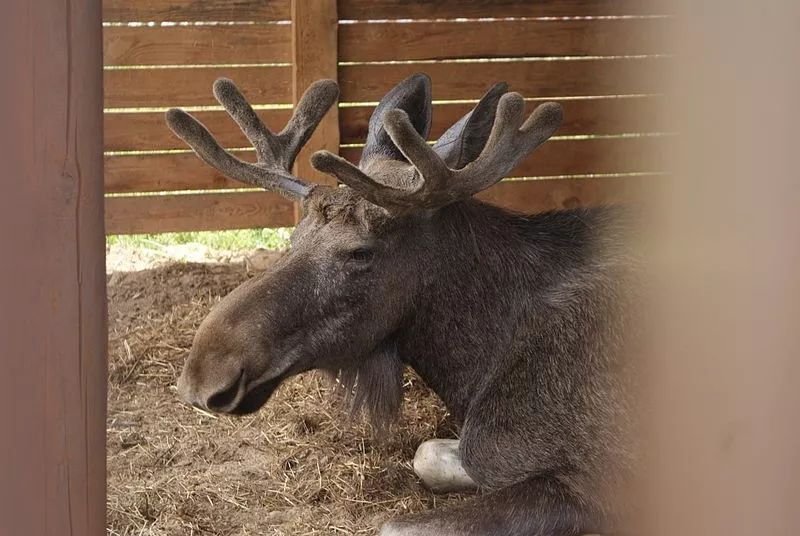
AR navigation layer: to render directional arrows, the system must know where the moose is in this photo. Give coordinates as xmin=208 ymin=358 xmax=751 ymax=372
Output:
xmin=170 ymin=74 xmax=638 ymax=536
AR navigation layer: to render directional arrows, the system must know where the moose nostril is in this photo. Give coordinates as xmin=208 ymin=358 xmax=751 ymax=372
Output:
xmin=206 ymin=370 xmax=244 ymax=411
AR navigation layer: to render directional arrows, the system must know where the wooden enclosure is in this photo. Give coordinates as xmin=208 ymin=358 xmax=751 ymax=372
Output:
xmin=103 ymin=0 xmax=670 ymax=234
xmin=5 ymin=2 xmax=800 ymax=536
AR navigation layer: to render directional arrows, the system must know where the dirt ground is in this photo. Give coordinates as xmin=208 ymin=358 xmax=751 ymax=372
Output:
xmin=106 ymin=246 xmax=469 ymax=535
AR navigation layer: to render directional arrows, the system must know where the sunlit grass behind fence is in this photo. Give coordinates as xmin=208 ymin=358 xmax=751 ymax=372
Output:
xmin=107 ymin=227 xmax=293 ymax=251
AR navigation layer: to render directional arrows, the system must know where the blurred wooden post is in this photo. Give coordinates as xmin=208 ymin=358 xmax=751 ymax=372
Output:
xmin=640 ymin=1 xmax=800 ymax=535
xmin=291 ymin=0 xmax=339 ymax=221
xmin=0 ymin=0 xmax=106 ymax=535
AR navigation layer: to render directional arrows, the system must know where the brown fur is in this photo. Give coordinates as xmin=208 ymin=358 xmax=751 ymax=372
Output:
xmin=172 ymin=74 xmax=639 ymax=535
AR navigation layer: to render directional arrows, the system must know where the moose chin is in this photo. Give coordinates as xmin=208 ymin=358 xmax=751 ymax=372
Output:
xmin=169 ymin=73 xmax=639 ymax=536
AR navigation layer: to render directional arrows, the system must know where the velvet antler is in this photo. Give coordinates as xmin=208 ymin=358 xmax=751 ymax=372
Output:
xmin=311 ymin=80 xmax=562 ymax=211
xmin=165 ymin=78 xmax=339 ymax=200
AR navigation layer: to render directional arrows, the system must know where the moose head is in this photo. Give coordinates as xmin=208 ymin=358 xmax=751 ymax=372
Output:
xmin=171 ymin=74 xmax=562 ymax=420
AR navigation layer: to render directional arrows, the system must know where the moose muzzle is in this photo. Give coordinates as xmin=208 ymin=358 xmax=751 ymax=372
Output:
xmin=176 ymin=355 xmax=248 ymax=413
xmin=177 ymin=344 xmax=292 ymax=416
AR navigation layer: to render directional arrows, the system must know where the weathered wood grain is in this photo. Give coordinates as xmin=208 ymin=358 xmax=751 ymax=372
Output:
xmin=103 ymin=24 xmax=291 ymax=66
xmin=339 ymin=18 xmax=669 ymax=62
xmin=292 ymin=0 xmax=339 ymax=193
xmin=105 ymin=136 xmax=667 ymax=193
xmin=105 ymin=96 xmax=666 ymax=151
xmin=105 ymin=191 xmax=296 ymax=234
xmin=339 ymin=136 xmax=668 ymax=178
xmin=105 ymin=108 xmax=293 ymax=151
xmin=103 ymin=0 xmax=291 ymax=22
xmin=340 ymin=96 xmax=667 ymax=145
xmin=338 ymin=56 xmax=668 ymax=102
xmin=0 ymin=0 xmax=106 ymax=534
xmin=339 ymin=0 xmax=668 ymax=20
xmin=477 ymin=175 xmax=644 ymax=213
xmin=104 ymin=176 xmax=644 ymax=234
xmin=104 ymin=65 xmax=292 ymax=108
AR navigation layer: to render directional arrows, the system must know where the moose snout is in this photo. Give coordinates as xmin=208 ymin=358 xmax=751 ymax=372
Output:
xmin=176 ymin=356 xmax=247 ymax=413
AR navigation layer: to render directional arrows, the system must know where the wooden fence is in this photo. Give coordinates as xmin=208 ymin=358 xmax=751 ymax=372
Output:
xmin=103 ymin=0 xmax=670 ymax=234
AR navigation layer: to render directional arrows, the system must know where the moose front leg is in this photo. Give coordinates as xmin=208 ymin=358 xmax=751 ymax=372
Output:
xmin=413 ymin=439 xmax=478 ymax=493
xmin=380 ymin=476 xmax=604 ymax=536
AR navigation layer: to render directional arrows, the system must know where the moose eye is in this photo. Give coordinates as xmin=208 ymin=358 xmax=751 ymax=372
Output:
xmin=349 ymin=247 xmax=375 ymax=263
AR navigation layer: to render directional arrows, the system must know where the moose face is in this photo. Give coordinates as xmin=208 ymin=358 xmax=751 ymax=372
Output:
xmin=177 ymin=187 xmax=421 ymax=414
xmin=169 ymin=73 xmax=562 ymax=416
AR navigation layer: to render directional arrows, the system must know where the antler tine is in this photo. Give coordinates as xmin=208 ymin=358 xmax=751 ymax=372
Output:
xmin=383 ymin=109 xmax=450 ymax=188
xmin=311 ymin=151 xmax=418 ymax=208
xmin=457 ymin=93 xmax=562 ymax=194
xmin=166 ymin=78 xmax=339 ymax=200
xmin=165 ymin=107 xmax=307 ymax=196
xmin=279 ymin=79 xmax=340 ymax=165
xmin=212 ymin=78 xmax=338 ymax=171
xmin=378 ymin=92 xmax=562 ymax=207
xmin=212 ymin=78 xmax=278 ymax=165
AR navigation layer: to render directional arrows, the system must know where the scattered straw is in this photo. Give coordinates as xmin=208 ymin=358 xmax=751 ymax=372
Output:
xmin=107 ymin=256 xmax=467 ymax=535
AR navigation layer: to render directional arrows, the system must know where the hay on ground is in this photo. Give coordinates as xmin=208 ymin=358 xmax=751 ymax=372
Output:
xmin=107 ymin=252 xmax=469 ymax=536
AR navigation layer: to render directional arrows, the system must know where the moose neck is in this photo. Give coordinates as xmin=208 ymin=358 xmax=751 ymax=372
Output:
xmin=396 ymin=200 xmax=599 ymax=422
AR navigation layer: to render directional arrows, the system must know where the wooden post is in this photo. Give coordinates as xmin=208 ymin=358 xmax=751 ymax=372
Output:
xmin=639 ymin=1 xmax=800 ymax=535
xmin=291 ymin=0 xmax=339 ymax=221
xmin=0 ymin=0 xmax=106 ymax=535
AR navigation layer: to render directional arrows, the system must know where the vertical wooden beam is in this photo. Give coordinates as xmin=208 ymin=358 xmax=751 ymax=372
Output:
xmin=291 ymin=0 xmax=339 ymax=221
xmin=640 ymin=1 xmax=800 ymax=535
xmin=0 ymin=0 xmax=106 ymax=535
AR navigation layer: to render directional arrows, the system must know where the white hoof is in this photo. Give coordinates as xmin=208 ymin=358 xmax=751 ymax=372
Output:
xmin=379 ymin=521 xmax=413 ymax=536
xmin=413 ymin=439 xmax=478 ymax=493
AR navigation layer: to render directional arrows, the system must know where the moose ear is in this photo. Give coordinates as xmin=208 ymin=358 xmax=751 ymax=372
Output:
xmin=360 ymin=73 xmax=432 ymax=164
xmin=432 ymin=82 xmax=508 ymax=169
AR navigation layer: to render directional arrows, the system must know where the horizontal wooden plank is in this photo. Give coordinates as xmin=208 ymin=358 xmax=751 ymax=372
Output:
xmin=104 ymin=136 xmax=667 ymax=194
xmin=104 ymin=96 xmax=664 ymax=151
xmin=340 ymin=96 xmax=666 ymax=145
xmin=340 ymin=18 xmax=668 ymax=62
xmin=105 ymin=177 xmax=645 ymax=234
xmin=105 ymin=191 xmax=295 ymax=234
xmin=338 ymin=0 xmax=668 ymax=20
xmin=104 ymin=65 xmax=291 ymax=108
xmin=104 ymin=151 xmax=253 ymax=193
xmin=104 ymin=108 xmax=293 ymax=151
xmin=477 ymin=176 xmax=643 ymax=214
xmin=339 ymin=57 xmax=667 ymax=102
xmin=340 ymin=136 xmax=667 ymax=177
xmin=102 ymin=0 xmax=665 ymax=23
xmin=103 ymin=0 xmax=290 ymax=22
xmin=103 ymin=24 xmax=291 ymax=66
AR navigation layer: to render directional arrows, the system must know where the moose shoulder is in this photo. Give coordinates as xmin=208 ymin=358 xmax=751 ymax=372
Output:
xmin=171 ymin=73 xmax=638 ymax=536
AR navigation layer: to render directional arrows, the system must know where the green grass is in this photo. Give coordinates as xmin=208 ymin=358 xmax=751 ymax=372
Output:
xmin=107 ymin=228 xmax=293 ymax=251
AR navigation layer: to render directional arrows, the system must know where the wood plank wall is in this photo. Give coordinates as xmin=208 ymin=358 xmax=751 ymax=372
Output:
xmin=103 ymin=0 xmax=671 ymax=234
